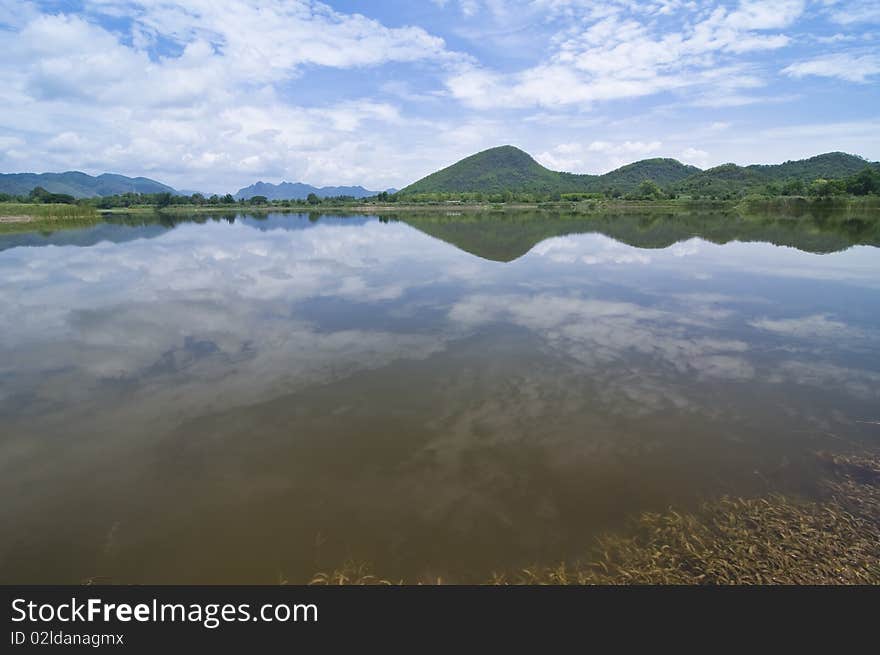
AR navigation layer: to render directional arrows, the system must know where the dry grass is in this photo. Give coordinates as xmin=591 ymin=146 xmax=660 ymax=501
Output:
xmin=311 ymin=451 xmax=880 ymax=585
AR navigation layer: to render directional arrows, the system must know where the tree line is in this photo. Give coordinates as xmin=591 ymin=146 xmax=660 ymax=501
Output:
xmin=2 ymin=166 xmax=878 ymax=207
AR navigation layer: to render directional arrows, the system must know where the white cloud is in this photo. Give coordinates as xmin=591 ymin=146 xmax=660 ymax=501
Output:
xmin=782 ymin=53 xmax=880 ymax=82
xmin=536 ymin=140 xmax=661 ymax=173
xmin=824 ymin=0 xmax=880 ymax=25
xmin=1 ymin=0 xmax=878 ymax=189
xmin=0 ymin=2 xmax=458 ymax=190
xmin=680 ymin=147 xmax=710 ymax=167
xmin=446 ymin=1 xmax=804 ymax=109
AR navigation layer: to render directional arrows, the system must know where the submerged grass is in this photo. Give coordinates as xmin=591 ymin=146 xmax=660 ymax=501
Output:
xmin=310 ymin=451 xmax=880 ymax=585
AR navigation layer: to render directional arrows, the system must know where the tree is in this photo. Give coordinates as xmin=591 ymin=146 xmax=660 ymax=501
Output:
xmin=29 ymin=186 xmax=50 ymax=202
xmin=637 ymin=179 xmax=663 ymax=199
xmin=781 ymin=179 xmax=805 ymax=196
xmin=306 ymin=192 xmax=320 ymax=205
xmin=764 ymin=182 xmax=782 ymax=196
xmin=222 ymin=194 xmax=235 ymax=204
xmin=808 ymin=178 xmax=845 ymax=198
xmin=251 ymin=195 xmax=268 ymax=205
xmin=844 ymin=167 xmax=880 ymax=196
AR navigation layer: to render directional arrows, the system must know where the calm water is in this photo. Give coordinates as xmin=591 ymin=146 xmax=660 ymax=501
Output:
xmin=1 ymin=211 xmax=879 ymax=583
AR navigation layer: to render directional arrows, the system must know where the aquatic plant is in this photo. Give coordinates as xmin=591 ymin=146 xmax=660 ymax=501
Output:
xmin=310 ymin=451 xmax=880 ymax=585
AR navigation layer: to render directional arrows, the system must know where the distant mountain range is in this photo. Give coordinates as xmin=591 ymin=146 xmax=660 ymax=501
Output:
xmin=233 ymin=181 xmax=394 ymax=200
xmin=399 ymin=145 xmax=879 ymax=197
xmin=0 ymin=171 xmax=177 ymax=198
xmin=0 ymin=171 xmax=392 ymax=200
xmin=2 ymin=147 xmax=876 ymax=201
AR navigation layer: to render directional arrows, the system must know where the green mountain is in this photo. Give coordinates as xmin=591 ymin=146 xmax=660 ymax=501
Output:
xmin=674 ymin=152 xmax=879 ymax=197
xmin=673 ymin=164 xmax=767 ymax=197
xmin=400 ymin=146 xmax=701 ymax=196
xmin=748 ymin=152 xmax=873 ymax=181
xmin=400 ymin=146 xmax=567 ymax=195
xmin=594 ymin=158 xmax=700 ymax=191
xmin=0 ymin=171 xmax=177 ymax=198
xmin=399 ymin=145 xmax=877 ymax=198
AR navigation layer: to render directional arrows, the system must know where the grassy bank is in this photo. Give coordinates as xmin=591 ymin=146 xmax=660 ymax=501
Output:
xmin=310 ymin=450 xmax=880 ymax=585
xmin=2 ymin=197 xmax=878 ymax=238
xmin=0 ymin=203 xmax=100 ymax=233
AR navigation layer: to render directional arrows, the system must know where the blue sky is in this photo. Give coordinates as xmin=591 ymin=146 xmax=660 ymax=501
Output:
xmin=0 ymin=0 xmax=878 ymax=193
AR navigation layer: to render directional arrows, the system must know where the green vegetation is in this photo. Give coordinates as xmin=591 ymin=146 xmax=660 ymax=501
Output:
xmin=400 ymin=145 xmax=573 ymax=196
xmin=593 ymin=158 xmax=700 ymax=193
xmin=88 ymin=191 xmax=368 ymax=210
xmin=0 ymin=202 xmax=100 ymax=233
xmin=2 ymin=148 xmax=878 ymax=233
xmin=395 ymin=145 xmax=880 ymax=203
xmin=674 ymin=153 xmax=880 ymax=199
xmin=0 ymin=171 xmax=176 ymax=198
xmin=3 ymin=148 xmax=878 ymax=218
xmin=393 ymin=202 xmax=880 ymax=260
xmin=310 ymin=450 xmax=880 ymax=585
xmin=397 ymin=146 xmax=699 ymax=199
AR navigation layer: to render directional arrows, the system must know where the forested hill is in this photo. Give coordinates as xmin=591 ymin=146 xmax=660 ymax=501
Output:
xmin=674 ymin=152 xmax=878 ymax=197
xmin=399 ymin=145 xmax=879 ymax=198
xmin=0 ymin=171 xmax=177 ymax=198
xmin=400 ymin=146 xmax=569 ymax=195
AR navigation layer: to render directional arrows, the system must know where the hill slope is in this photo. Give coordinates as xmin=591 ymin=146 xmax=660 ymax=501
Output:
xmin=0 ymin=171 xmax=177 ymax=198
xmin=594 ymin=158 xmax=700 ymax=191
xmin=400 ymin=146 xmax=585 ymax=195
xmin=747 ymin=152 xmax=873 ymax=181
xmin=400 ymin=146 xmax=877 ymax=198
xmin=401 ymin=146 xmax=699 ymax=196
xmin=234 ymin=181 xmax=390 ymax=200
xmin=674 ymin=152 xmax=879 ymax=197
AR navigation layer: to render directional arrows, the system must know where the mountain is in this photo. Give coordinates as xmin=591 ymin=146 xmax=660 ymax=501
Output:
xmin=399 ymin=145 xmax=878 ymax=198
xmin=673 ymin=152 xmax=879 ymax=197
xmin=234 ymin=181 xmax=389 ymax=200
xmin=401 ymin=146 xmax=568 ymax=195
xmin=0 ymin=171 xmax=176 ymax=198
xmin=673 ymin=164 xmax=767 ymax=197
xmin=399 ymin=146 xmax=698 ymax=196
xmin=596 ymin=158 xmax=700 ymax=190
xmin=747 ymin=152 xmax=874 ymax=181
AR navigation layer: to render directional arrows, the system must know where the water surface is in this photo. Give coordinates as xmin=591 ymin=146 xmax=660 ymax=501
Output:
xmin=1 ymin=211 xmax=879 ymax=582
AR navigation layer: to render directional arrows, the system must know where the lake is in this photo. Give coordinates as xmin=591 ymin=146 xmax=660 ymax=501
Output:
xmin=1 ymin=210 xmax=879 ymax=583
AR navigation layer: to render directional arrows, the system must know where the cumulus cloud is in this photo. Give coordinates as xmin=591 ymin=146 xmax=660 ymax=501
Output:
xmin=536 ymin=140 xmax=662 ymax=173
xmin=680 ymin=147 xmax=710 ymax=167
xmin=0 ymin=0 xmax=878 ymax=189
xmin=0 ymin=1 xmax=459 ymax=191
xmin=445 ymin=1 xmax=804 ymax=109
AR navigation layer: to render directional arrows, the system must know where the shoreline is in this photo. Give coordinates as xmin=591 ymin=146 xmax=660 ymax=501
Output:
xmin=0 ymin=196 xmax=877 ymax=235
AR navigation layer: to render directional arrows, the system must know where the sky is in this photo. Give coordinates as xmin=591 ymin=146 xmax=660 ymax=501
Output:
xmin=0 ymin=0 xmax=878 ymax=193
